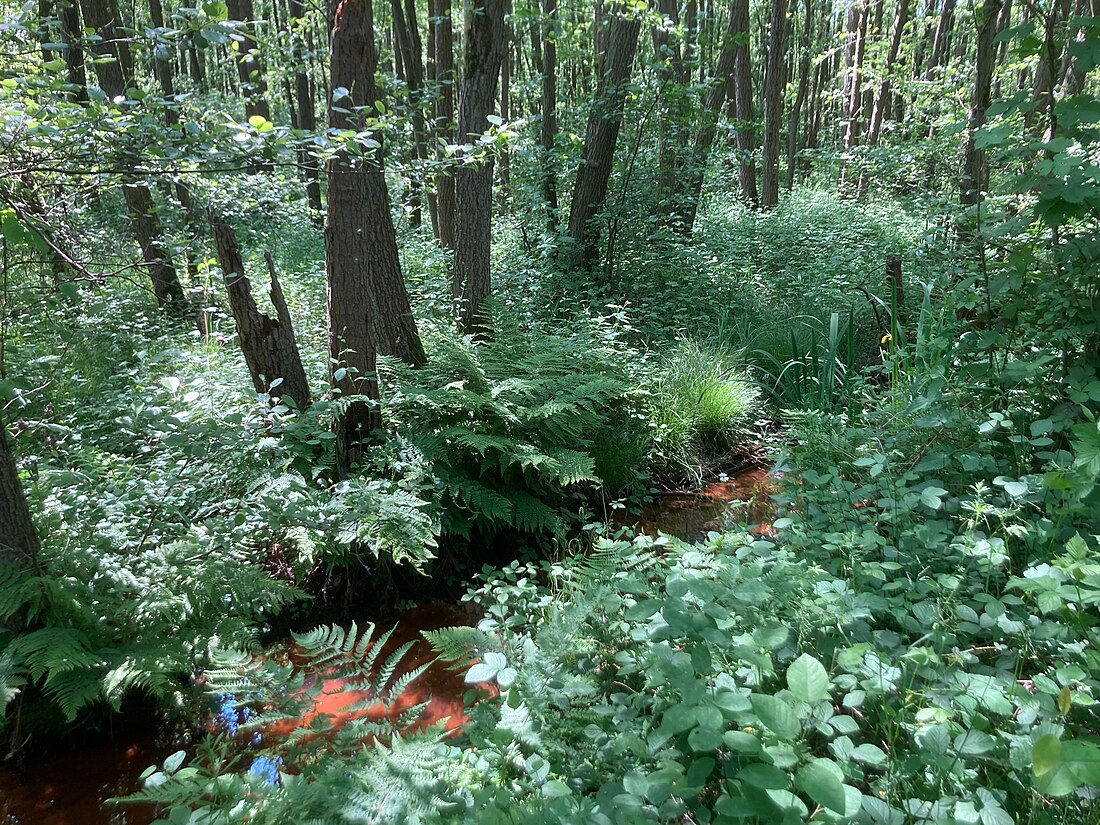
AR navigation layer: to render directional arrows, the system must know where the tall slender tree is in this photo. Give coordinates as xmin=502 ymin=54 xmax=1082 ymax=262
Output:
xmin=539 ymin=0 xmax=559 ymax=222
xmin=288 ymin=0 xmax=323 ymax=214
xmin=960 ymin=0 xmax=1005 ymax=208
xmin=79 ymin=0 xmax=188 ymax=312
xmin=227 ymin=0 xmax=272 ymax=122
xmin=785 ymin=0 xmax=814 ymax=189
xmin=451 ymin=0 xmax=507 ymax=332
xmin=565 ymin=3 xmax=641 ymax=268
xmin=839 ymin=0 xmax=868 ymax=191
xmin=858 ymin=0 xmax=910 ymax=197
xmin=326 ymin=0 xmax=425 ymax=470
xmin=432 ymin=0 xmax=457 ymax=249
xmin=760 ymin=0 xmax=789 ymax=208
xmin=728 ymin=0 xmax=758 ymax=207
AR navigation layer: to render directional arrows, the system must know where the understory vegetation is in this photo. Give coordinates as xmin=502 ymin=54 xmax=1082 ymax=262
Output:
xmin=2 ymin=0 xmax=1100 ymax=821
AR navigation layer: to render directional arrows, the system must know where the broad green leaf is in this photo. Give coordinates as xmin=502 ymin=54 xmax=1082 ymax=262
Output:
xmin=737 ymin=763 xmax=788 ymax=790
xmin=1032 ymin=734 xmax=1061 ymax=777
xmin=750 ymin=694 xmax=800 ymax=739
xmin=795 ymin=758 xmax=847 ymax=813
xmin=851 ymin=743 xmax=887 ymax=767
xmin=786 ymin=654 xmax=830 ymax=703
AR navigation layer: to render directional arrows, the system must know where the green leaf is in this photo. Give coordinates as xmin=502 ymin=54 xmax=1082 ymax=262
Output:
xmin=851 ymin=743 xmax=887 ymax=767
xmin=795 ymin=758 xmax=847 ymax=813
xmin=737 ymin=763 xmax=789 ymax=790
xmin=920 ymin=486 xmax=948 ymax=509
xmin=1063 ymin=740 xmax=1100 ymax=786
xmin=786 ymin=654 xmax=830 ymax=703
xmin=660 ymin=704 xmax=698 ymax=735
xmin=750 ymin=694 xmax=800 ymax=739
xmin=203 ymin=0 xmax=228 ymax=20
xmin=1032 ymin=734 xmax=1061 ymax=777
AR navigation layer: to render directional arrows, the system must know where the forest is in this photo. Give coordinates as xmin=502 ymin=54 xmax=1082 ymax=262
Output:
xmin=0 ymin=0 xmax=1099 ymax=820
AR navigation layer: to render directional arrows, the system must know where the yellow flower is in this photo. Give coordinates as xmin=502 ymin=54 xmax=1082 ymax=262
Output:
xmin=881 ymin=333 xmax=892 ymax=345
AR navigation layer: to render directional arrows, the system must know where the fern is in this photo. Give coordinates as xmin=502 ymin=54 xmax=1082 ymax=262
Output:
xmin=381 ymin=322 xmax=646 ymax=543
xmin=421 ymin=626 xmax=498 ymax=669
xmin=0 ymin=651 xmax=26 ymax=717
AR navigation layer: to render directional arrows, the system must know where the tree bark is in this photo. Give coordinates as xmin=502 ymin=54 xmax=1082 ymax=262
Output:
xmin=80 ymin=0 xmax=189 ymax=314
xmin=432 ymin=0 xmax=457 ymax=249
xmin=925 ymin=0 xmax=956 ymax=79
xmin=678 ymin=0 xmax=740 ymax=232
xmin=652 ymin=0 xmax=692 ymax=215
xmin=565 ymin=4 xmax=640 ymax=268
xmin=227 ymin=0 xmax=272 ymax=121
xmin=839 ymin=0 xmax=868 ymax=191
xmin=540 ymin=0 xmax=558 ymax=222
xmin=211 ymin=219 xmax=313 ymax=410
xmin=0 ymin=423 xmax=39 ymax=571
xmin=326 ymin=0 xmax=426 ymax=469
xmin=858 ymin=0 xmax=910 ymax=197
xmin=289 ymin=0 xmax=323 ymax=214
xmin=392 ymin=0 xmax=432 ymax=228
xmin=728 ymin=0 xmax=758 ymax=207
xmin=760 ymin=0 xmax=789 ymax=208
xmin=57 ymin=0 xmax=89 ymax=102
xmin=785 ymin=0 xmax=814 ymax=190
xmin=451 ymin=0 xmax=507 ymax=332
xmin=498 ymin=0 xmax=513 ymax=199
xmin=960 ymin=0 xmax=1004 ymax=207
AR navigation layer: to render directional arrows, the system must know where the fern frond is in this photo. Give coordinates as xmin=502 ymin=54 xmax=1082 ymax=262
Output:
xmin=8 ymin=627 xmax=102 ymax=680
xmin=508 ymin=493 xmax=563 ymax=534
xmin=453 ymin=481 xmax=512 ymax=523
xmin=0 ymin=651 xmax=26 ymax=718
xmin=41 ymin=667 xmax=105 ymax=721
xmin=544 ymin=448 xmax=598 ymax=485
xmin=421 ymin=626 xmax=498 ymax=669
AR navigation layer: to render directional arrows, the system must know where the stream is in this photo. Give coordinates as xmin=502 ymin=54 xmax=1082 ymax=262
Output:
xmin=0 ymin=464 xmax=773 ymax=824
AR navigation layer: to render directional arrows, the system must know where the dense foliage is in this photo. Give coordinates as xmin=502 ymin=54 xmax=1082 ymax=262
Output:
xmin=1 ymin=0 xmax=1099 ymax=821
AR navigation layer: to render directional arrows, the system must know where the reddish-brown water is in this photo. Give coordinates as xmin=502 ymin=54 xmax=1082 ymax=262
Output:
xmin=0 ymin=465 xmax=774 ymax=823
xmin=629 ymin=464 xmax=776 ymax=541
xmin=0 ymin=602 xmax=481 ymax=825
xmin=0 ymin=734 xmax=164 ymax=825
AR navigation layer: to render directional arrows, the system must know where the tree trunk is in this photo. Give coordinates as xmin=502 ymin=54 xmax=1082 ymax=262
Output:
xmin=211 ymin=219 xmax=313 ymax=410
xmin=326 ymin=0 xmax=426 ymax=469
xmin=451 ymin=0 xmax=507 ymax=332
xmin=858 ymin=0 xmax=909 ymax=197
xmin=565 ymin=4 xmax=641 ymax=268
xmin=80 ymin=0 xmax=189 ymax=314
xmin=678 ymin=0 xmax=740 ymax=232
xmin=540 ymin=0 xmax=559 ymax=222
xmin=227 ymin=0 xmax=272 ymax=121
xmin=839 ymin=0 xmax=867 ymax=191
xmin=392 ymin=0 xmax=432 ymax=229
xmin=432 ymin=0 xmax=457 ymax=249
xmin=57 ymin=0 xmax=89 ymax=102
xmin=960 ymin=0 xmax=1004 ymax=207
xmin=121 ymin=184 xmax=187 ymax=308
xmin=289 ymin=0 xmax=323 ymax=214
xmin=760 ymin=0 xmax=789 ymax=209
xmin=785 ymin=0 xmax=813 ymax=190
xmin=925 ymin=0 xmax=956 ymax=79
xmin=652 ymin=0 xmax=692 ymax=216
xmin=0 ymin=423 xmax=39 ymax=571
xmin=728 ymin=0 xmax=758 ymax=207
xmin=498 ymin=0 xmax=513 ymax=199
